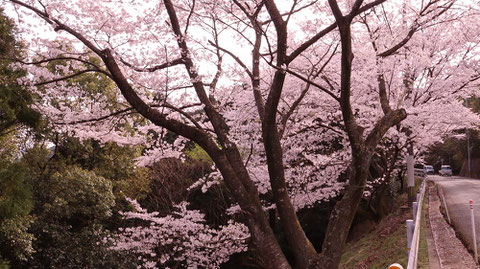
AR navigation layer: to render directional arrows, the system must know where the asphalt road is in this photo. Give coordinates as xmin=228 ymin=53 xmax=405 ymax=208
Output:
xmin=430 ymin=175 xmax=480 ymax=261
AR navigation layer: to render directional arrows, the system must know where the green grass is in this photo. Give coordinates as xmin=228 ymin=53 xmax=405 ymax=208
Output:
xmin=340 ymin=179 xmax=430 ymax=268
xmin=339 ymin=206 xmax=408 ymax=268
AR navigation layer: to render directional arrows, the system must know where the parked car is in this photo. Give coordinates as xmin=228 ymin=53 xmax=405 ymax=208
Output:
xmin=413 ymin=163 xmax=434 ymax=177
xmin=439 ymin=165 xmax=452 ymax=176
xmin=424 ymin=165 xmax=435 ymax=175
xmin=414 ymin=163 xmax=426 ymax=177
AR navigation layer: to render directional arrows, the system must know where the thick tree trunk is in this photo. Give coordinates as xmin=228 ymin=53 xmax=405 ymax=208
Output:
xmin=317 ymin=155 xmax=370 ymax=269
xmin=318 ymin=2 xmax=408 ymax=268
xmin=212 ymin=153 xmax=292 ymax=269
xmin=263 ymin=71 xmax=318 ymax=269
xmin=261 ymin=2 xmax=320 ymax=268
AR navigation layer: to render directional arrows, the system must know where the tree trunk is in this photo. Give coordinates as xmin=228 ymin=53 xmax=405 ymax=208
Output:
xmin=317 ymin=154 xmax=370 ymax=269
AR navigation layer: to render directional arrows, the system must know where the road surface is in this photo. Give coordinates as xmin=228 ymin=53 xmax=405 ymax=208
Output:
xmin=430 ymin=175 xmax=480 ymax=262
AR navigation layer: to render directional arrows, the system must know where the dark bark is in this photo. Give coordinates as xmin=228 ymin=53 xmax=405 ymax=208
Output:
xmin=261 ymin=1 xmax=319 ymax=267
xmin=163 ymin=2 xmax=292 ymax=268
xmin=319 ymin=1 xmax=407 ymax=268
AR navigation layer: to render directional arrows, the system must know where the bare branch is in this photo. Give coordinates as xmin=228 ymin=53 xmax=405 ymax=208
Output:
xmin=279 ymin=84 xmax=310 ymax=138
xmin=284 ymin=68 xmax=339 ymax=101
xmin=350 ymin=0 xmax=365 ymax=14
xmin=208 ymin=40 xmax=252 ymax=78
xmin=57 ymin=102 xmax=204 ymax=128
xmin=8 ymin=56 xmax=113 ymax=78
xmin=164 ymin=0 xmax=232 ymax=141
xmin=243 ymin=143 xmax=254 ymax=167
xmin=34 ymin=69 xmax=101 ymax=86
xmin=120 ymin=58 xmax=184 ymax=73
xmin=321 ymin=75 xmax=338 ymax=94
xmin=209 ymin=18 xmax=224 ymax=100
xmin=287 ymin=0 xmax=387 ymax=63
xmin=184 ymin=0 xmax=196 ymax=35
xmin=287 ymin=120 xmax=344 ymax=137
xmin=377 ymin=27 xmax=417 ymax=57
xmin=365 ymin=109 xmax=407 ymax=150
xmin=378 ymin=0 xmax=455 ymax=57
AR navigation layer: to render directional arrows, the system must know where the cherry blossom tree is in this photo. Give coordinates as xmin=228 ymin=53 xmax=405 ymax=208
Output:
xmin=111 ymin=199 xmax=249 ymax=269
xmin=3 ymin=0 xmax=480 ymax=268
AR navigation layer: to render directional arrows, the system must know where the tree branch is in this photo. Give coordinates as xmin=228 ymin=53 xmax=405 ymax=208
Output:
xmin=34 ymin=69 xmax=101 ymax=86
xmin=9 ymin=56 xmax=112 ymax=78
xmin=284 ymin=68 xmax=339 ymax=101
xmin=58 ymin=103 xmax=204 ymax=129
xmin=378 ymin=0 xmax=455 ymax=58
xmin=8 ymin=0 xmax=104 ymax=55
xmin=365 ymin=109 xmax=407 ymax=150
xmin=287 ymin=0 xmax=387 ymax=64
xmin=119 ymin=58 xmax=184 ymax=73
xmin=279 ymin=84 xmax=310 ymax=138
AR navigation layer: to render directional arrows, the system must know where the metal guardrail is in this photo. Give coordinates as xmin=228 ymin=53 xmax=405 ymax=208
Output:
xmin=406 ymin=180 xmax=427 ymax=269
xmin=414 ymin=168 xmax=426 ymax=177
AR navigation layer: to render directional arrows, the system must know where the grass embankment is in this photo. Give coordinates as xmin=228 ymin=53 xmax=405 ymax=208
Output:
xmin=340 ymin=180 xmax=430 ymax=268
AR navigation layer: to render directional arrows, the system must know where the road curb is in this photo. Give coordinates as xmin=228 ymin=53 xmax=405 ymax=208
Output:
xmin=428 ymin=179 xmax=478 ymax=268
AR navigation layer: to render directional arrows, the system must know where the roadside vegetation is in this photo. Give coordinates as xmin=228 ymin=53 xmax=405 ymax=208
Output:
xmin=340 ymin=179 xmax=429 ymax=269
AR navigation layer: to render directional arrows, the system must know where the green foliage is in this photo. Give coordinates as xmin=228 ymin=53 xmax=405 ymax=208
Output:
xmin=51 ymin=137 xmax=152 ymax=202
xmin=41 ymin=48 xmax=146 ymax=136
xmin=7 ymin=140 xmax=143 ymax=268
xmin=0 ymin=259 xmax=9 ymax=269
xmin=43 ymin=54 xmax=118 ymax=106
xmin=0 ymin=132 xmax=20 ymax=168
xmin=424 ymin=129 xmax=480 ymax=174
xmin=43 ymin=167 xmax=115 ymax=222
xmin=425 ymin=136 xmax=463 ymax=172
xmin=0 ymin=9 xmax=18 ymax=56
xmin=0 ymin=12 xmax=143 ymax=266
xmin=0 ymin=163 xmax=33 ymax=219
xmin=467 ymin=96 xmax=480 ymax=114
xmin=19 ymin=145 xmax=51 ymax=176
xmin=0 ymin=134 xmax=35 ymax=266
xmin=53 ymin=137 xmax=140 ymax=180
xmin=0 ymin=9 xmax=43 ymax=135
xmin=0 ymin=216 xmax=35 ymax=262
xmin=185 ymin=143 xmax=213 ymax=164
xmin=27 ymin=166 xmax=136 ymax=268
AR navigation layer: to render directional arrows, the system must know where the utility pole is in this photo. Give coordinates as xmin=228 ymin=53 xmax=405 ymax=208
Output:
xmin=467 ymin=98 xmax=472 ymax=178
xmin=406 ymin=129 xmax=415 ymax=207
xmin=407 ymin=145 xmax=415 ymax=207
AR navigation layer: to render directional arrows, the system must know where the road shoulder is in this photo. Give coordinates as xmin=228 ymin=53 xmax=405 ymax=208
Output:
xmin=425 ymin=183 xmax=441 ymax=269
xmin=427 ymin=180 xmax=477 ymax=268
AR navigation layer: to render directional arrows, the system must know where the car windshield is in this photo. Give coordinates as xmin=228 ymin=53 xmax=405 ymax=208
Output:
xmin=425 ymin=165 xmax=433 ymax=169
xmin=441 ymin=165 xmax=451 ymax=169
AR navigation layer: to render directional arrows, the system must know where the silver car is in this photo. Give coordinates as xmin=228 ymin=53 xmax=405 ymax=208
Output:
xmin=439 ymin=165 xmax=452 ymax=176
xmin=424 ymin=165 xmax=435 ymax=175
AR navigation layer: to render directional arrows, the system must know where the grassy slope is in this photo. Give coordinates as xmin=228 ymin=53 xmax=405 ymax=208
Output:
xmin=340 ymin=191 xmax=430 ymax=269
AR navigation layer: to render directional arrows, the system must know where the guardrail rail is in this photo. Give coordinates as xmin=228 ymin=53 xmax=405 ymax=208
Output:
xmin=407 ymin=180 xmax=426 ymax=269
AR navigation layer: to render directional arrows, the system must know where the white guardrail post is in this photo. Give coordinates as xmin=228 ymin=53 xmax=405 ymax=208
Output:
xmin=470 ymin=200 xmax=478 ymax=263
xmin=406 ymin=219 xmax=414 ymax=256
xmin=391 ymin=179 xmax=426 ymax=269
